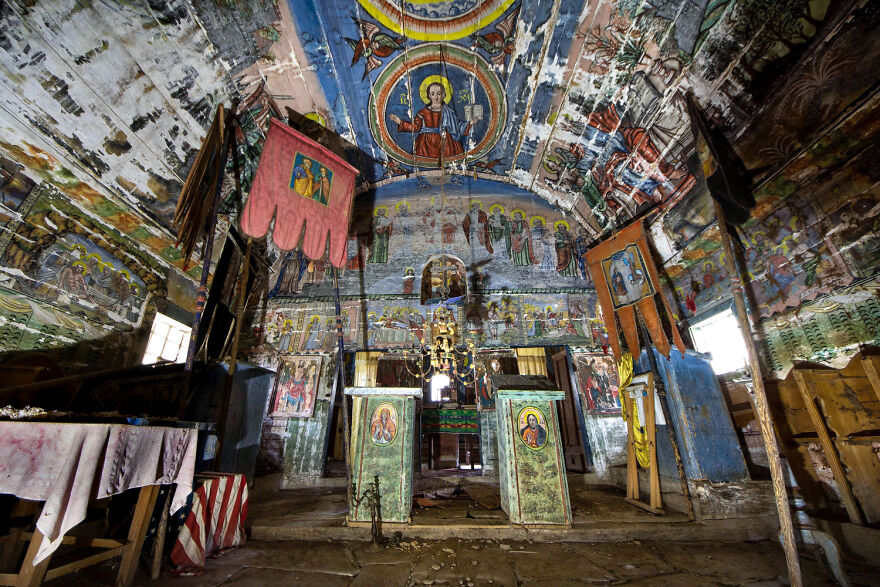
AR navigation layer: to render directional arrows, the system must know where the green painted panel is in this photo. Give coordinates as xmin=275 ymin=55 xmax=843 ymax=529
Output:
xmin=497 ymin=397 xmax=571 ymax=525
xmin=349 ymin=395 xmax=414 ymax=523
xmin=280 ymin=400 xmax=330 ymax=486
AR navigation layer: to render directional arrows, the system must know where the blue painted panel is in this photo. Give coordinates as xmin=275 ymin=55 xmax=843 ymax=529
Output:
xmin=635 ymin=348 xmax=748 ymax=482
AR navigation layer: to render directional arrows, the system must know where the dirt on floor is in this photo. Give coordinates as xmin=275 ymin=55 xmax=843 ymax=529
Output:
xmin=46 ymin=536 xmax=878 ymax=587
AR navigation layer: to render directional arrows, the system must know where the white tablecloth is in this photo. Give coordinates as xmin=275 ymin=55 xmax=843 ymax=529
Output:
xmin=0 ymin=422 xmax=197 ymax=563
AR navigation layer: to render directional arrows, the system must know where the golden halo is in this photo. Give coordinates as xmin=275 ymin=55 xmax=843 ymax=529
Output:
xmin=419 ymin=75 xmax=453 ymax=105
xmin=304 ymin=112 xmax=327 ymax=127
xmin=554 ymin=219 xmax=570 ymax=231
xmin=511 ymin=208 xmax=526 ymax=218
xmin=703 ymin=260 xmax=715 ymax=271
xmin=117 ymin=269 xmax=130 ymax=280
xmin=309 ymin=314 xmax=320 ymax=322
xmin=489 ymin=204 xmax=504 ymax=214
xmin=375 ymin=205 xmax=389 ymax=216
xmin=396 ymin=201 xmax=409 ymax=212
xmin=530 ymin=215 xmax=545 ymax=227
xmin=283 ymin=319 xmax=293 ymax=327
xmin=85 ymin=253 xmax=102 ymax=263
xmin=468 ymin=200 xmax=483 ymax=209
xmin=72 ymin=261 xmax=87 ymax=270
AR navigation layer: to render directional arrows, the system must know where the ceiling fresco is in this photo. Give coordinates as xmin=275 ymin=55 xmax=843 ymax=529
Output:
xmin=193 ymin=0 xmax=844 ymax=250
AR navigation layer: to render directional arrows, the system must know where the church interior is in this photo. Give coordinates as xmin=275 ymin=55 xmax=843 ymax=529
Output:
xmin=0 ymin=0 xmax=879 ymax=585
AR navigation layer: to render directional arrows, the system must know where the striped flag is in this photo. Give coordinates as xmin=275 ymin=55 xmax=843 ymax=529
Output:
xmin=171 ymin=473 xmax=248 ymax=572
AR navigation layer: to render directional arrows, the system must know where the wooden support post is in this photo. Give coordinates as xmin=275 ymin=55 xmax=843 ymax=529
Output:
xmin=150 ymin=489 xmax=172 ymax=580
xmin=13 ymin=529 xmax=50 ymax=587
xmin=712 ymin=199 xmax=802 ymax=587
xmin=644 ymin=374 xmax=662 ymax=511
xmin=180 ymin=104 xmax=233 ymax=411
xmin=333 ymin=268 xmax=353 ymax=511
xmin=624 ymin=393 xmax=639 ymax=501
xmin=116 ymin=485 xmax=160 ymax=587
xmin=635 ymin=313 xmax=694 ymax=520
xmin=214 ymin=237 xmax=253 ymax=465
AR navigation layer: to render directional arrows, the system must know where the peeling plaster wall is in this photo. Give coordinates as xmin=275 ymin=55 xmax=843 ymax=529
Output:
xmin=0 ymin=0 xmax=240 ymax=364
xmin=581 ymin=414 xmax=627 ymax=479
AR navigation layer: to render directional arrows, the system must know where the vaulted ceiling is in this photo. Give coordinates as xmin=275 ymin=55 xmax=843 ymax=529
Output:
xmin=198 ymin=0 xmax=836 ymax=242
xmin=0 ymin=0 xmax=845 ymax=274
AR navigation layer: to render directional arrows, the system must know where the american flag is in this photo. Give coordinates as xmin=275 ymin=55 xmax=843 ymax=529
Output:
xmin=171 ymin=472 xmax=248 ymax=572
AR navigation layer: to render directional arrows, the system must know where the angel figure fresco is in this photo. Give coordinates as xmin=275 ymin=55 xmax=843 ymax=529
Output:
xmin=389 ymin=77 xmax=475 ymax=160
xmin=471 ymin=4 xmax=521 ymax=73
xmin=346 ymin=18 xmax=404 ymax=80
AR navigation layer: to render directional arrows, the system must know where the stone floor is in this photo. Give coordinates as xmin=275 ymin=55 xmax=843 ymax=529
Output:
xmin=37 ymin=475 xmax=880 ymax=586
xmin=48 ymin=536 xmax=877 ymax=586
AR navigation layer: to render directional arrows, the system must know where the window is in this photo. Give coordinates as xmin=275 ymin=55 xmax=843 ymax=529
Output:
xmin=430 ymin=373 xmax=451 ymax=402
xmin=689 ymin=308 xmax=748 ymax=375
xmin=142 ymin=313 xmax=191 ymax=364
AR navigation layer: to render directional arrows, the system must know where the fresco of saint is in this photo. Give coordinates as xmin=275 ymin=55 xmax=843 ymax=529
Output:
xmin=370 ymin=404 xmax=398 ymax=445
xmin=389 ymin=79 xmax=471 ymax=159
xmin=519 ymin=410 xmax=547 ymax=449
xmin=367 ymin=207 xmax=393 ymax=263
xmin=509 ymin=210 xmax=532 ymax=267
xmin=462 ymin=201 xmax=493 ymax=255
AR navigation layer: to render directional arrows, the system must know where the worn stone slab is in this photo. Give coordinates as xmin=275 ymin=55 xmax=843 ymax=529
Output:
xmin=351 ymin=542 xmax=415 ymax=566
xmin=615 ymin=572 xmax=718 ymax=586
xmin=567 ymin=542 xmax=674 ymax=579
xmin=220 ymin=568 xmax=353 ymax=587
xmin=222 ymin=540 xmax=358 ymax=575
xmin=349 ymin=563 xmax=413 ymax=586
xmin=656 ymin=542 xmax=783 ymax=583
xmin=505 ymin=543 xmax=610 ymax=584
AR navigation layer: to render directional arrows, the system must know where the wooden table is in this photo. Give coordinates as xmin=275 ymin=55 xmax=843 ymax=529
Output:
xmin=0 ymin=485 xmax=159 ymax=586
xmin=0 ymin=422 xmax=197 ymax=586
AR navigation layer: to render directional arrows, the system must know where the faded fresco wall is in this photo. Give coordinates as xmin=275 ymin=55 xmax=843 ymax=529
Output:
xmin=0 ymin=181 xmax=177 ymax=367
xmin=0 ymin=0 xmax=240 ymax=365
xmin=249 ymin=350 xmax=336 ymax=483
xmin=651 ymin=2 xmax=880 ymax=378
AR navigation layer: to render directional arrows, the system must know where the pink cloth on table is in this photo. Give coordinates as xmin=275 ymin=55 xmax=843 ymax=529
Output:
xmin=0 ymin=422 xmax=197 ymax=564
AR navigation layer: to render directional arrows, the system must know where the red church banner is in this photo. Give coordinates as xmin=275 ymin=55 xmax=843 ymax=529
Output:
xmin=584 ymin=220 xmax=686 ymax=362
xmin=239 ymin=119 xmax=359 ymax=268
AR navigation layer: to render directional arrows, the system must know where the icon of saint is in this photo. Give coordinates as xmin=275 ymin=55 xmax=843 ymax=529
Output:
xmin=389 ymin=80 xmax=471 ymax=159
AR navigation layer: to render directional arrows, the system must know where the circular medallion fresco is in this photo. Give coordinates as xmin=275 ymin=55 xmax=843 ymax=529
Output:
xmin=356 ymin=0 xmax=516 ymax=41
xmin=517 ymin=407 xmax=549 ymax=450
xmin=369 ymin=44 xmax=506 ymax=168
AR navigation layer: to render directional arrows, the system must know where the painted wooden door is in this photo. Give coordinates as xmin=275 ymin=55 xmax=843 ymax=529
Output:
xmin=552 ymin=350 xmax=587 ymax=472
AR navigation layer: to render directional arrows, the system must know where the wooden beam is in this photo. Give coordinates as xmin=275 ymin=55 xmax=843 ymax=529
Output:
xmin=793 ymin=371 xmax=865 ymax=524
xmin=44 ymin=546 xmax=128 ymax=582
xmin=861 ymin=357 xmax=880 ymax=403
xmin=14 ymin=528 xmax=50 ymax=587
